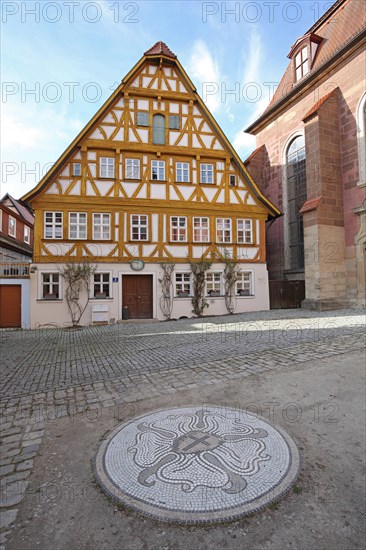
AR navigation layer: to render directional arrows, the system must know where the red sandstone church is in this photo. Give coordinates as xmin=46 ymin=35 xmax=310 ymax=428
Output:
xmin=245 ymin=0 xmax=365 ymax=309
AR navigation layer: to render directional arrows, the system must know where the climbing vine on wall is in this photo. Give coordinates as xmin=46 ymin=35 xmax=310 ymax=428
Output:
xmin=190 ymin=260 xmax=212 ymax=317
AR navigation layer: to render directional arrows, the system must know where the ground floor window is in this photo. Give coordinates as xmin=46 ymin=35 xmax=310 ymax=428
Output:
xmin=236 ymin=271 xmax=254 ymax=296
xmin=42 ymin=273 xmax=60 ymax=299
xmin=93 ymin=273 xmax=110 ymax=298
xmin=206 ymin=272 xmax=222 ymax=295
xmin=175 ymin=273 xmax=191 ymax=296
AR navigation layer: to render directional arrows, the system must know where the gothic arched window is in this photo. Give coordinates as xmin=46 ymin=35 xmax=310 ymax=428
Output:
xmin=286 ymin=135 xmax=306 ymax=270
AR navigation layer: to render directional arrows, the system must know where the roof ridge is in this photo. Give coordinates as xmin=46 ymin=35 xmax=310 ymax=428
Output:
xmin=144 ymin=41 xmax=176 ymax=59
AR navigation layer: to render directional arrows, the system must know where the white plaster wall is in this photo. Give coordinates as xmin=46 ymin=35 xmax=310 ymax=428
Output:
xmin=30 ymin=262 xmax=270 ymax=328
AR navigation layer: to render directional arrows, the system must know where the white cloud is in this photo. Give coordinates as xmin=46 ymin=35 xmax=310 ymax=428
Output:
xmin=242 ymin=29 xmax=262 ymax=86
xmin=188 ymin=40 xmax=222 ymax=113
xmin=232 ymin=129 xmax=256 ymax=158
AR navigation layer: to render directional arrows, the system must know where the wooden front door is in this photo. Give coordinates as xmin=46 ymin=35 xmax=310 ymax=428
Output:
xmin=0 ymin=285 xmax=21 ymax=327
xmin=122 ymin=275 xmax=153 ymax=319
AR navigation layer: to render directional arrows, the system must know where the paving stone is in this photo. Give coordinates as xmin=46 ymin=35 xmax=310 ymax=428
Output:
xmin=0 ymin=481 xmax=28 ymax=507
xmin=16 ymin=459 xmax=34 ymax=472
xmin=0 ymin=508 xmax=18 ymax=530
xmin=1 ymin=434 xmax=22 ymax=444
xmin=0 ymin=465 xmax=15 ymax=476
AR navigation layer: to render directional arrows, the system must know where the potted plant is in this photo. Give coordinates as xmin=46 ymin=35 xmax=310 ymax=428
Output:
xmin=238 ymin=289 xmax=250 ymax=296
xmin=95 ymin=291 xmax=107 ymax=299
xmin=177 ymin=290 xmax=189 ymax=297
xmin=208 ymin=290 xmax=221 ymax=297
xmin=44 ymin=293 xmax=57 ymax=300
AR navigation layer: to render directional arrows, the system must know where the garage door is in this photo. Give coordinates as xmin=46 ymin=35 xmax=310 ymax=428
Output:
xmin=0 ymin=285 xmax=21 ymax=328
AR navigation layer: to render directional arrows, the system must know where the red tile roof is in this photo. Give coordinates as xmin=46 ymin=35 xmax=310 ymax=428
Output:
xmin=303 ymin=88 xmax=339 ymax=121
xmin=243 ymin=145 xmax=266 ymax=164
xmin=144 ymin=41 xmax=176 ymax=59
xmin=259 ymin=0 xmax=365 ymax=118
xmin=300 ymin=196 xmax=323 ymax=214
xmin=1 ymin=194 xmax=34 ymax=225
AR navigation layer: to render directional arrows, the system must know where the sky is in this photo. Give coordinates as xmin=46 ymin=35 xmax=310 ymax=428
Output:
xmin=1 ymin=0 xmax=335 ymax=199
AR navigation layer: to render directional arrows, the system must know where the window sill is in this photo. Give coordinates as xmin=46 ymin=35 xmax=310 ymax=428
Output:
xmin=98 ymin=177 xmax=116 ymax=180
xmin=150 ymin=179 xmax=167 ymax=183
xmin=236 ymin=295 xmax=255 ymax=298
xmin=199 ymin=182 xmax=216 ymax=186
xmin=356 ymin=180 xmax=366 ymax=188
xmin=129 ymin=239 xmax=151 ymax=243
xmin=37 ymin=299 xmax=62 ymax=302
xmin=90 ymin=297 xmax=113 ymax=301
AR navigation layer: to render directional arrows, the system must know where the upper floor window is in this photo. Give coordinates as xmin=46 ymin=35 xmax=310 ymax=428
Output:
xmin=193 ymin=217 xmax=209 ymax=242
xmin=151 ymin=160 xmax=165 ymax=181
xmin=125 ymin=158 xmax=140 ymax=179
xmin=73 ymin=162 xmax=81 ymax=177
xmin=69 ymin=212 xmax=87 ymax=239
xmin=216 ymin=218 xmax=232 ymax=243
xmin=136 ymin=111 xmax=149 ymax=127
xmin=93 ymin=213 xmax=110 ymax=240
xmin=295 ymin=47 xmax=309 ymax=81
xmin=8 ymin=216 xmax=16 ymax=238
xmin=170 ymin=216 xmax=187 ymax=242
xmin=44 ymin=212 xmax=62 ymax=239
xmin=176 ymin=162 xmax=189 ymax=183
xmin=237 ymin=219 xmax=253 ymax=244
xmin=42 ymin=273 xmax=60 ymax=299
xmin=100 ymin=157 xmax=115 ymax=178
xmin=131 ymin=214 xmax=148 ymax=241
xmin=200 ymin=163 xmax=214 ymax=184
xmin=24 ymin=225 xmax=30 ymax=244
xmin=152 ymin=114 xmax=165 ymax=145
xmin=93 ymin=273 xmax=110 ymax=298
xmin=229 ymin=174 xmax=236 ymax=187
xmin=169 ymin=115 xmax=180 ymax=130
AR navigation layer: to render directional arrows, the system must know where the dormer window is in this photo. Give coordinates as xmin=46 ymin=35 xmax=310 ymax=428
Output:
xmin=295 ymin=47 xmax=309 ymax=81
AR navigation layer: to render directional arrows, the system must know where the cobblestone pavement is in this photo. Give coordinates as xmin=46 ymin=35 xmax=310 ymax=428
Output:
xmin=0 ymin=308 xmax=365 ymax=547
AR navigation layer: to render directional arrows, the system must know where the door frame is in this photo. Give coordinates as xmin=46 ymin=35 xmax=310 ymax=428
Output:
xmin=118 ymin=271 xmax=157 ymax=320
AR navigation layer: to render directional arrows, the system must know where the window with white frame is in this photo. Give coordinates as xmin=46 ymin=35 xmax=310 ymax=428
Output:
xmin=44 ymin=212 xmax=63 ymax=239
xmin=69 ymin=212 xmax=87 ymax=239
xmin=295 ymin=47 xmax=309 ymax=81
xmin=237 ymin=219 xmax=253 ymax=244
xmin=206 ymin=272 xmax=222 ymax=295
xmin=100 ymin=157 xmax=115 ymax=178
xmin=42 ymin=273 xmax=60 ymax=299
xmin=193 ymin=217 xmax=209 ymax=242
xmin=93 ymin=273 xmax=110 ymax=298
xmin=200 ymin=163 xmax=214 ymax=184
xmin=8 ymin=216 xmax=16 ymax=238
xmin=176 ymin=162 xmax=189 ymax=182
xmin=125 ymin=158 xmax=140 ymax=179
xmin=93 ymin=213 xmax=110 ymax=240
xmin=24 ymin=225 xmax=30 ymax=244
xmin=151 ymin=160 xmax=165 ymax=180
xmin=73 ymin=163 xmax=81 ymax=177
xmin=170 ymin=216 xmax=187 ymax=242
xmin=175 ymin=273 xmax=191 ymax=296
xmin=131 ymin=214 xmax=148 ymax=240
xmin=216 ymin=218 xmax=232 ymax=243
xmin=236 ymin=271 xmax=253 ymax=296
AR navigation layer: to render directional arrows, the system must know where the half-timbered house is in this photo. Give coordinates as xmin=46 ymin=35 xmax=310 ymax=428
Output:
xmin=22 ymin=42 xmax=280 ymax=327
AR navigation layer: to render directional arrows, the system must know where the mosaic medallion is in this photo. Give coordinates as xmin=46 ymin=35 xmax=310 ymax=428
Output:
xmin=94 ymin=406 xmax=300 ymax=523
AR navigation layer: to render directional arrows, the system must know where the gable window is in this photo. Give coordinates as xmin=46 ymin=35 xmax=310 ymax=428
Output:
xmin=44 ymin=212 xmax=63 ymax=239
xmin=93 ymin=213 xmax=110 ymax=240
xmin=151 ymin=160 xmax=165 ymax=180
xmin=93 ymin=273 xmax=110 ymax=298
xmin=24 ymin=225 xmax=30 ymax=244
xmin=229 ymin=175 xmax=236 ymax=187
xmin=153 ymin=114 xmax=165 ymax=145
xmin=125 ymin=158 xmax=140 ymax=179
xmin=136 ymin=111 xmax=149 ymax=126
xmin=200 ymin=163 xmax=214 ymax=184
xmin=42 ymin=273 xmax=60 ymax=299
xmin=216 ymin=218 xmax=232 ymax=243
xmin=193 ymin=217 xmax=209 ymax=242
xmin=206 ymin=272 xmax=222 ymax=295
xmin=175 ymin=273 xmax=191 ymax=296
xmin=69 ymin=212 xmax=87 ymax=239
xmin=286 ymin=135 xmax=306 ymax=270
xmin=176 ymin=162 xmax=189 ymax=182
xmin=73 ymin=163 xmax=81 ymax=177
xmin=131 ymin=214 xmax=148 ymax=240
xmin=169 ymin=115 xmax=180 ymax=130
xmin=295 ymin=47 xmax=309 ymax=81
xmin=100 ymin=157 xmax=115 ymax=178
xmin=170 ymin=216 xmax=187 ymax=242
xmin=237 ymin=219 xmax=253 ymax=244
xmin=8 ymin=216 xmax=16 ymax=238
xmin=236 ymin=271 xmax=254 ymax=296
